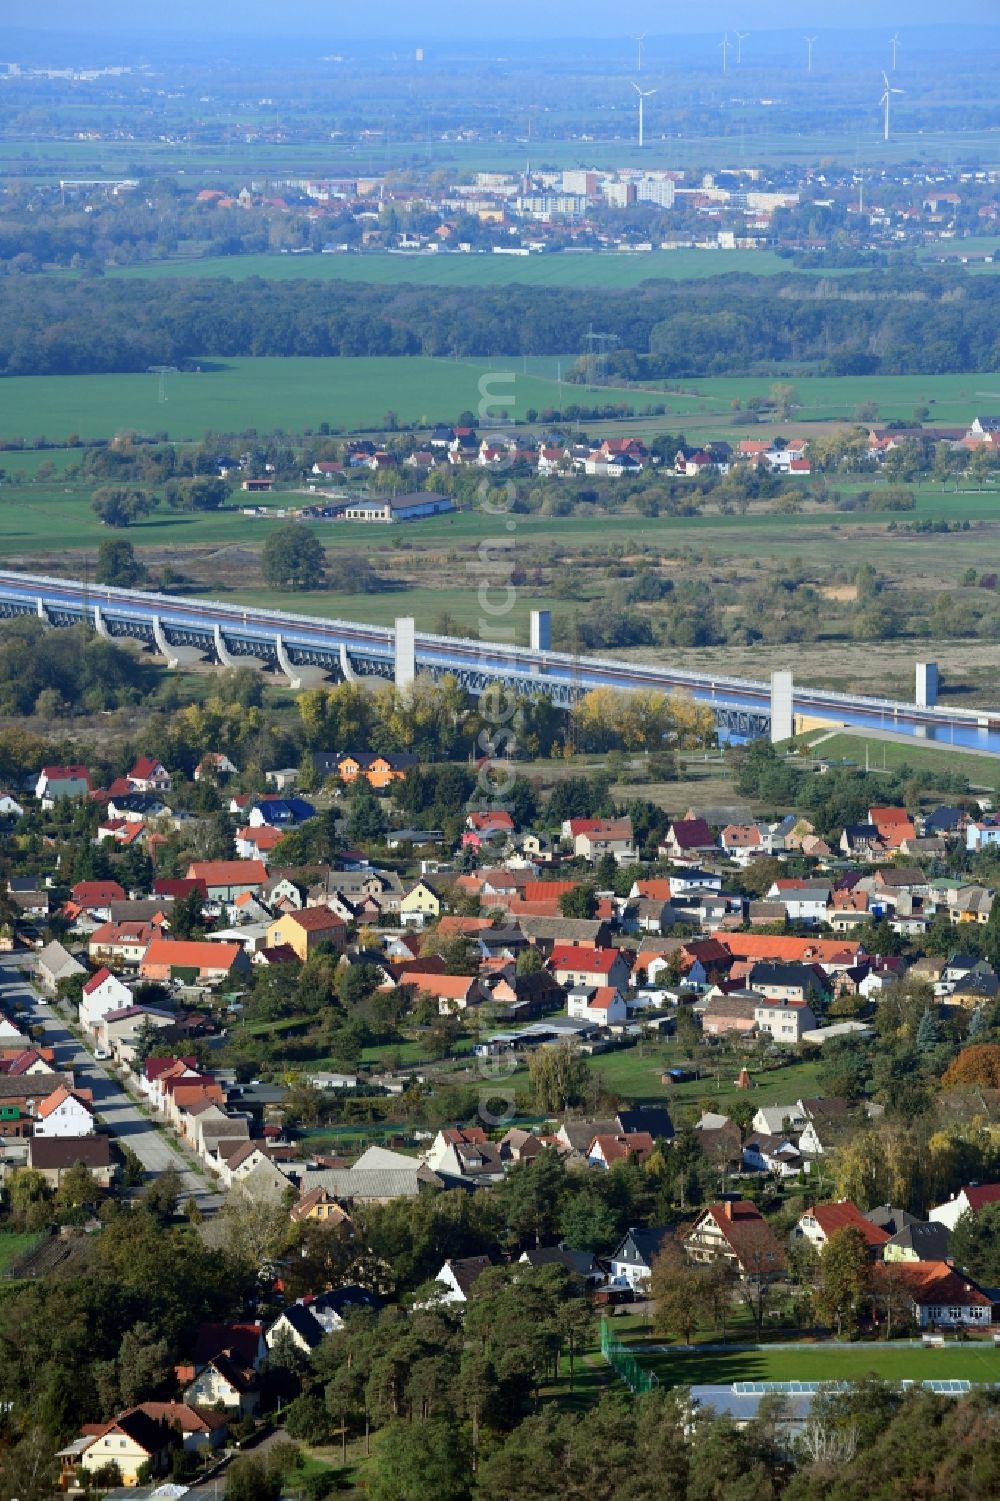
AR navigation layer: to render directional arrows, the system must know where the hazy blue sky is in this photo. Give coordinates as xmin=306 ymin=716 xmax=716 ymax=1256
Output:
xmin=6 ymin=1 xmax=999 ymax=36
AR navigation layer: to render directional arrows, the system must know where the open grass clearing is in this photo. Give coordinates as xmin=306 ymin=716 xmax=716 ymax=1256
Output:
xmin=788 ymin=729 xmax=1000 ymax=785
xmin=0 ymin=1231 xmax=45 ymax=1275
xmin=585 ymin=1042 xmax=825 ymax=1114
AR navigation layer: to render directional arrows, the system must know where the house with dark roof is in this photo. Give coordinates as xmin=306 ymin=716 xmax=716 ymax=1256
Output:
xmin=181 ymin=1354 xmax=260 ymax=1417
xmin=27 ymin=1134 xmax=115 ymax=1188
xmin=68 ymin=1407 xmax=173 ymax=1488
xmin=661 ymin=819 xmax=717 ymax=862
xmin=435 ymin=1254 xmax=495 ymax=1304
xmin=266 ymin=1302 xmax=326 ymax=1354
xmin=306 ymin=1285 xmax=379 ymax=1331
xmin=519 ymin=1245 xmax=604 ymax=1284
xmin=608 ymin=1225 xmax=672 ymax=1290
xmin=883 ymin=1220 xmax=952 ymax=1263
xmin=616 ymin=1106 xmax=674 ymax=1142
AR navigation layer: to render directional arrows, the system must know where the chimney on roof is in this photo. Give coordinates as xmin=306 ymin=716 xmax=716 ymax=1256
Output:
xmin=724 ymin=1200 xmax=733 ymax=1219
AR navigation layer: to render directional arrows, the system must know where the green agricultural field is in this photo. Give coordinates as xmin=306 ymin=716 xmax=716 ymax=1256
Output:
xmin=0 ymin=356 xmax=616 ymax=445
xmin=1 ymin=358 xmax=997 ymax=449
xmin=639 ymin=1341 xmax=1000 ymax=1390
xmin=650 ymin=372 xmax=999 ymax=426
xmin=111 ymin=248 xmax=800 ymax=289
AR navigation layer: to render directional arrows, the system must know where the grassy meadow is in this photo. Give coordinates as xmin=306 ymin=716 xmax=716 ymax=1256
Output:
xmin=1 ymin=474 xmax=999 ymax=577
xmin=790 ymin=730 xmax=1000 ymax=786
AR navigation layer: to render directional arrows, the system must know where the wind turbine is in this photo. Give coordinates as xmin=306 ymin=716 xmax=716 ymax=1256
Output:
xmin=735 ymin=31 xmax=749 ymax=65
xmin=890 ymin=32 xmax=901 ymax=71
xmin=880 ymin=70 xmax=903 ymax=142
xmin=804 ymin=36 xmax=817 ymax=74
xmin=632 ymin=33 xmax=646 ymax=73
xmin=633 ymin=81 xmax=656 ymax=148
xmin=720 ymin=32 xmax=731 ymax=74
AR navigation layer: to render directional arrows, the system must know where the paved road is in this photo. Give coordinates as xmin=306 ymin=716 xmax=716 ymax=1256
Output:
xmin=1 ymin=963 xmax=220 ymax=1213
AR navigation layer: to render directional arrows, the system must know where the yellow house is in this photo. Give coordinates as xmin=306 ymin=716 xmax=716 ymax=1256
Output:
xmin=73 ymin=1409 xmax=170 ymax=1487
xmin=399 ymin=879 xmax=441 ymax=928
xmin=290 ymin=1185 xmax=354 ymax=1230
xmin=266 ymin=906 xmax=346 ymax=962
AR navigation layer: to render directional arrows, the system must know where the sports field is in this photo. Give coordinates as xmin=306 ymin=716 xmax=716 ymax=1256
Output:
xmin=111 ymin=248 xmax=800 ymax=288
xmin=640 ymin=1341 xmax=1000 ymax=1390
xmin=1 ymin=358 xmax=997 ymax=446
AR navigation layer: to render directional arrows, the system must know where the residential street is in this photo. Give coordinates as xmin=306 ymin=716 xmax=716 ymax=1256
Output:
xmin=0 ymin=962 xmax=221 ymax=1213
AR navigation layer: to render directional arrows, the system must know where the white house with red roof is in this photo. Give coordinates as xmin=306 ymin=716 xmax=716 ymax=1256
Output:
xmin=587 ymin=1131 xmax=655 ymax=1169
xmin=929 ymin=1183 xmax=1000 ymax=1230
xmin=537 ymin=445 xmax=568 ymax=476
xmin=79 ymin=967 xmax=133 ymax=1032
xmin=33 ymin=1085 xmax=96 ymax=1138
xmin=567 ymin=985 xmax=628 ymax=1026
xmin=872 ymin=1260 xmax=995 ymax=1330
xmin=792 ymin=1200 xmax=890 ymax=1256
xmin=128 ymin=756 xmax=172 ymax=793
xmin=548 ymin=945 xmax=632 ymax=991
xmin=70 ymin=880 xmax=127 ymax=921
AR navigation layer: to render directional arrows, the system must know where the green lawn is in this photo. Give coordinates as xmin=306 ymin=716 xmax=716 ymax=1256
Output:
xmin=790 ymin=730 xmax=1000 ymax=788
xmin=640 ymin=1341 xmax=1000 ymax=1389
xmin=586 ymin=1042 xmax=825 ymax=1115
xmin=0 ymin=1232 xmax=44 ymax=1275
xmin=111 ymin=248 xmax=802 ymax=289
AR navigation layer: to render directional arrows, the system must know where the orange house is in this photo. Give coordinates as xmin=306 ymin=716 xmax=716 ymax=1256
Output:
xmin=338 ymin=753 xmax=417 ymax=791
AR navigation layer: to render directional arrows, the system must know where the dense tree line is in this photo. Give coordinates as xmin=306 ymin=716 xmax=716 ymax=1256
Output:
xmin=0 ymin=267 xmax=998 ymax=378
xmin=0 ymin=619 xmax=155 ymax=716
